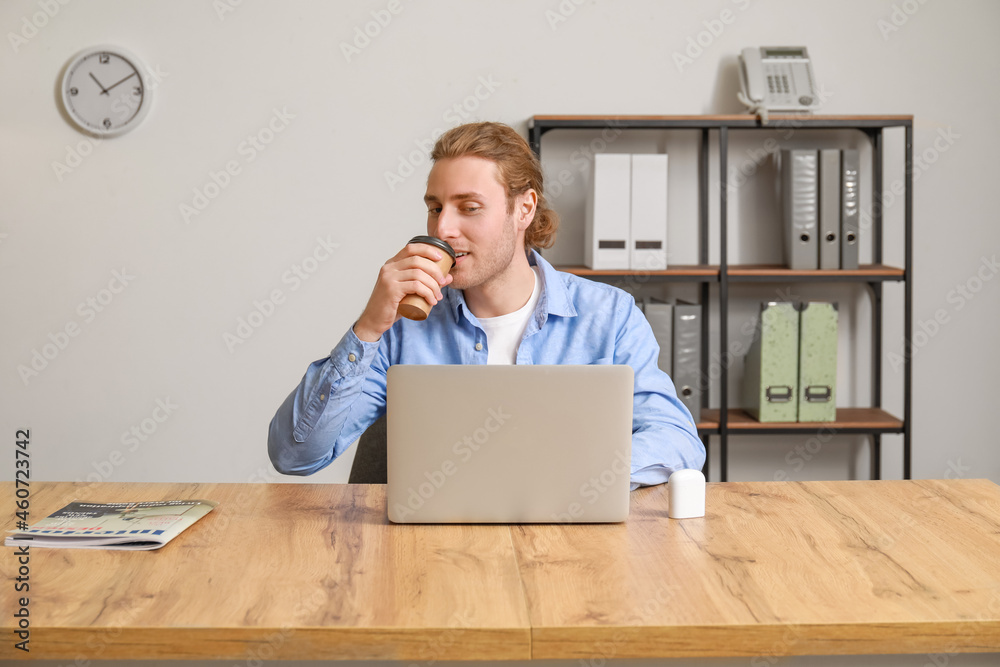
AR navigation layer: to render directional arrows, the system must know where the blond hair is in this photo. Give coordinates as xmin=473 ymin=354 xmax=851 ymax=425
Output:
xmin=431 ymin=122 xmax=559 ymax=250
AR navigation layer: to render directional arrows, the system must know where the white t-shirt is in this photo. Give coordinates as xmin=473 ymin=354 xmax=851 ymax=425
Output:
xmin=477 ymin=267 xmax=541 ymax=365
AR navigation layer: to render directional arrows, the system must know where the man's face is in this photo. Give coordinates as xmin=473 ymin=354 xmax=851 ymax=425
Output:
xmin=424 ymin=155 xmax=524 ymax=291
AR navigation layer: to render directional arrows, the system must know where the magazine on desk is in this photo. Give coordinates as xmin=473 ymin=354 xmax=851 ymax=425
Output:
xmin=4 ymin=499 xmax=217 ymax=550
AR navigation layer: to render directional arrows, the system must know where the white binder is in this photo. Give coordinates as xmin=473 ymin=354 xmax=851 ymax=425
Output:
xmin=629 ymin=154 xmax=668 ymax=271
xmin=585 ymin=154 xmax=631 ymax=270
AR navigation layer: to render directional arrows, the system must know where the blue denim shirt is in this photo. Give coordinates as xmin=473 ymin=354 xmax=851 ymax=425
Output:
xmin=268 ymin=251 xmax=705 ymax=489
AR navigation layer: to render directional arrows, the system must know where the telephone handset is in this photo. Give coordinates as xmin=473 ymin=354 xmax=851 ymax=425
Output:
xmin=738 ymin=46 xmax=820 ymax=123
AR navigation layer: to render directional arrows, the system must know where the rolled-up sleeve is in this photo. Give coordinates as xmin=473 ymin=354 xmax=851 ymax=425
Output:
xmin=612 ymin=298 xmax=706 ymax=490
xmin=267 ymin=327 xmax=385 ymax=475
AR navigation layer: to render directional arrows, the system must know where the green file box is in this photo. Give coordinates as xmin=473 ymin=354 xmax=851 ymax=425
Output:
xmin=744 ymin=302 xmax=799 ymax=423
xmin=797 ymin=301 xmax=838 ymax=422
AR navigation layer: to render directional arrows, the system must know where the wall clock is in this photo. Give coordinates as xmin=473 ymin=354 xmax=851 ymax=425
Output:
xmin=60 ymin=46 xmax=151 ymax=137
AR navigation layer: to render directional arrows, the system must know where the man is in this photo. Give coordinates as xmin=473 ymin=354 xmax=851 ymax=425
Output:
xmin=268 ymin=121 xmax=705 ymax=488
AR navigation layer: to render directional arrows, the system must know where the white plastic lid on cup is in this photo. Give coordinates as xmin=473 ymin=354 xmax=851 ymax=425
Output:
xmin=668 ymin=469 xmax=706 ymax=519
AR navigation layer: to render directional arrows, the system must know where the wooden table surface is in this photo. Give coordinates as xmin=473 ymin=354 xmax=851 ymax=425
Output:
xmin=2 ymin=479 xmax=999 ymax=661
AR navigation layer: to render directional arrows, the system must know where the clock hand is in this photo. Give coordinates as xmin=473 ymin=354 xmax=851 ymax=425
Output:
xmin=89 ymin=72 xmax=110 ymax=95
xmin=104 ymin=72 xmax=138 ymax=94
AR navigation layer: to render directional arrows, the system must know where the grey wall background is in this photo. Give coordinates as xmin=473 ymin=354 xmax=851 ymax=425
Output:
xmin=3 ymin=1 xmax=1000 ymax=666
xmin=2 ymin=0 xmax=997 ymax=489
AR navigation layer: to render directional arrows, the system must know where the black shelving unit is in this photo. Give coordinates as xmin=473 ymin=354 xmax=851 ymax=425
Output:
xmin=529 ymin=114 xmax=913 ymax=481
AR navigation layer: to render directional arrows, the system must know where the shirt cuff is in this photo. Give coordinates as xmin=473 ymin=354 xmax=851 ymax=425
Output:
xmin=331 ymin=326 xmax=382 ymax=377
xmin=630 ymin=463 xmax=672 ymax=490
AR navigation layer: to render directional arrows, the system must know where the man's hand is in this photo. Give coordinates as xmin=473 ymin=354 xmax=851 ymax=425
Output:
xmin=353 ymin=242 xmax=454 ymax=342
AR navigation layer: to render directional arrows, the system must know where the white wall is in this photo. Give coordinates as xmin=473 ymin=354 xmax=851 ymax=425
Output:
xmin=2 ymin=0 xmax=998 ymax=493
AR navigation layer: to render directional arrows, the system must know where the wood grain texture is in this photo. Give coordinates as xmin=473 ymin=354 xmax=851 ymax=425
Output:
xmin=556 ymin=265 xmax=720 ymax=277
xmin=3 ymin=479 xmax=998 ymax=660
xmin=701 ymin=408 xmax=904 ymax=431
xmin=727 ymin=263 xmax=906 ymax=278
xmin=0 ymin=482 xmax=529 ymax=660
xmin=554 ymin=264 xmax=906 ymax=281
xmin=514 ymin=479 xmax=1000 ymax=658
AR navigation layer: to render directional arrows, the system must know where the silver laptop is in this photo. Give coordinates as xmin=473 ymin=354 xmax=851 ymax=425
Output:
xmin=386 ymin=365 xmax=633 ymax=524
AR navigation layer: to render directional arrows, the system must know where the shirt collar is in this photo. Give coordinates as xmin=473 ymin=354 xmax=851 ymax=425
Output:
xmin=528 ymin=249 xmax=577 ymax=318
xmin=444 ymin=248 xmax=579 ymax=324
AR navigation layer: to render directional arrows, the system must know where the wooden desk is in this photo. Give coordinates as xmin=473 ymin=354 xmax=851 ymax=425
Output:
xmin=2 ymin=479 xmax=999 ymax=660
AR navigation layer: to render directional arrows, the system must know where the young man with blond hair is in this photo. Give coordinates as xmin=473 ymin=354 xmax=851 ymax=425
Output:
xmin=268 ymin=121 xmax=704 ymax=488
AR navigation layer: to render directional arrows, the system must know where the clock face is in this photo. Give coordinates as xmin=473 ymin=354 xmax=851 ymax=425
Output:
xmin=61 ymin=47 xmax=151 ymax=137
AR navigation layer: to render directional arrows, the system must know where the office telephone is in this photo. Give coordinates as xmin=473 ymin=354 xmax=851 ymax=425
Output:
xmin=738 ymin=46 xmax=821 ymax=122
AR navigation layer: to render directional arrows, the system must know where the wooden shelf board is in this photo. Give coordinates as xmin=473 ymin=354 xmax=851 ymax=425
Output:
xmin=557 ymin=265 xmax=719 ymax=278
xmin=696 ymin=419 xmax=719 ymax=433
xmin=728 ymin=264 xmax=904 ymax=280
xmin=701 ymin=408 xmax=904 ymax=432
xmin=555 ymin=264 xmax=905 ymax=282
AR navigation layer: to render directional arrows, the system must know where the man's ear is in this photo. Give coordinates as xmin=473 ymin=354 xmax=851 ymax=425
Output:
xmin=515 ymin=190 xmax=538 ymax=231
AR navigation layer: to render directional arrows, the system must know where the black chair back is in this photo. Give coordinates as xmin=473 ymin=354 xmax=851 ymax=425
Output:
xmin=347 ymin=415 xmax=387 ymax=484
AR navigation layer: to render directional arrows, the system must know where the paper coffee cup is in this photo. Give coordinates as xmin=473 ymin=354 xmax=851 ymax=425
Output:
xmin=397 ymin=235 xmax=456 ymax=321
